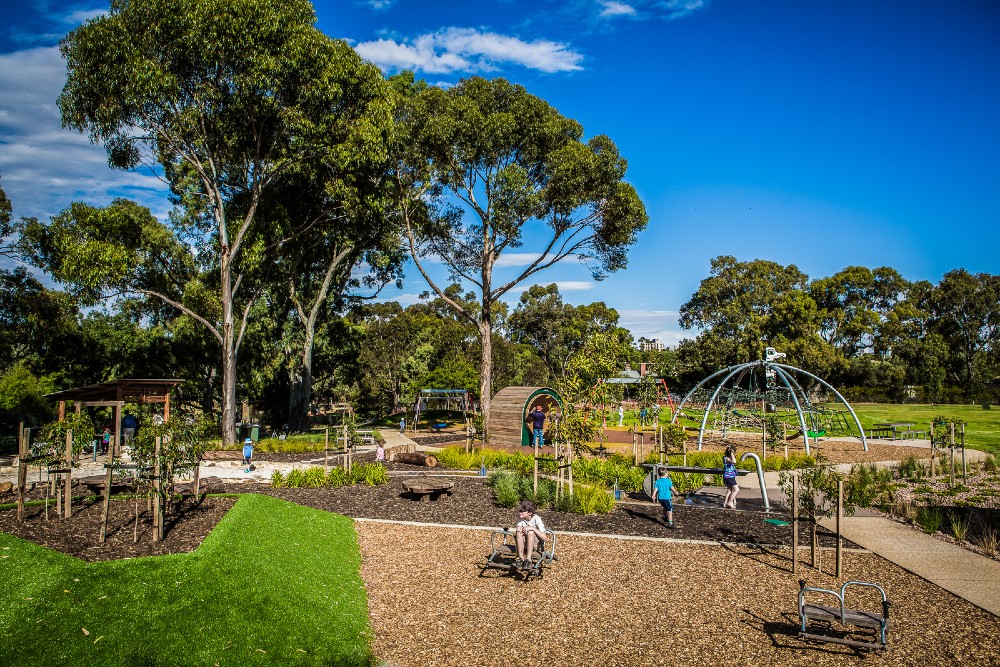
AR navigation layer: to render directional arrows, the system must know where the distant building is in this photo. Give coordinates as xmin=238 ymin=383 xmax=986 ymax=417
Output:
xmin=637 ymin=338 xmax=665 ymax=352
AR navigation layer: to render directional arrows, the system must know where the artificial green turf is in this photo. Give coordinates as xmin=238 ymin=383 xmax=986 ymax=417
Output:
xmin=0 ymin=494 xmax=374 ymax=666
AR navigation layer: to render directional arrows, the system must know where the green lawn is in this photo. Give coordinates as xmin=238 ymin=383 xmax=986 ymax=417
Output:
xmin=0 ymin=494 xmax=373 ymax=666
xmin=846 ymin=403 xmax=1000 ymax=455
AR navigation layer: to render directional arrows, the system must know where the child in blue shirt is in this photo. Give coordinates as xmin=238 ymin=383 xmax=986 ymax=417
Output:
xmin=652 ymin=467 xmax=675 ymax=528
xmin=242 ymin=438 xmax=254 ymax=473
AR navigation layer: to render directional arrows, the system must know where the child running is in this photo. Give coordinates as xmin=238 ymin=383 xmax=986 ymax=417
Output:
xmin=652 ymin=467 xmax=675 ymax=528
xmin=722 ymin=446 xmax=740 ymax=509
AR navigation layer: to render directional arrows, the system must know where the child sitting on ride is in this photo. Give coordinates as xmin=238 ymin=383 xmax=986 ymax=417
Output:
xmin=512 ymin=500 xmax=546 ymax=570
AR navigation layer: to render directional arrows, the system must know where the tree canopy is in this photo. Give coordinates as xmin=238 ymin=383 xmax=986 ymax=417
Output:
xmin=393 ymin=75 xmax=648 ymax=429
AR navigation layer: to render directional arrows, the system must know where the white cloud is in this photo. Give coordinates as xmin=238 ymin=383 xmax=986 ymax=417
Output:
xmin=355 ymin=27 xmax=583 ymax=74
xmin=494 ymin=252 xmax=544 ymax=268
xmin=60 ymin=8 xmax=107 ymax=25
xmin=599 ymin=2 xmax=637 ymax=18
xmin=617 ymin=309 xmax=687 ymax=347
xmin=653 ymin=0 xmax=711 ymax=21
xmin=361 ymin=0 xmax=396 ymax=10
xmin=0 ymin=46 xmax=168 ymax=223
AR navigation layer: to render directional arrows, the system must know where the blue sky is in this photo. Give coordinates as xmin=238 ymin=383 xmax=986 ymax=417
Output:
xmin=1 ymin=0 xmax=998 ymax=345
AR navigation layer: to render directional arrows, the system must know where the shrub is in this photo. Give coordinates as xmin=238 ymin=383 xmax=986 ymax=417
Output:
xmin=672 ymin=472 xmax=705 ymax=496
xmin=271 ymin=470 xmax=286 ymax=488
xmin=846 ymin=463 xmax=896 ymax=508
xmin=916 ymin=506 xmax=943 ymax=534
xmin=556 ymin=484 xmax=614 ymax=515
xmin=285 ymin=468 xmax=307 ymax=488
xmin=898 ymin=455 xmax=926 ymax=482
xmin=303 ymin=467 xmax=327 ymax=488
xmin=488 ymin=471 xmax=522 ymax=508
xmin=326 ymin=466 xmax=349 ymax=488
xmin=350 ymin=463 xmax=389 ymax=486
xmin=985 ymin=455 xmax=999 ymax=474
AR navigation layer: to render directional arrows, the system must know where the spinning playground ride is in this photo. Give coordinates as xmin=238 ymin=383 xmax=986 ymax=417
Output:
xmin=671 ymin=349 xmax=867 ymax=456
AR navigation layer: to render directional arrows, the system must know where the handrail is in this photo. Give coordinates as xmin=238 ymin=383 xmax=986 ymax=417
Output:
xmin=739 ymin=452 xmax=769 ymax=510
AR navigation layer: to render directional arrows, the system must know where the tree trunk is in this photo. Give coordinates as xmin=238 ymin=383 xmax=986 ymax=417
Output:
xmin=220 ymin=253 xmax=237 ymax=448
xmin=394 ymin=452 xmax=438 ymax=467
xmin=479 ymin=317 xmax=493 ymax=438
xmin=287 ymin=330 xmax=315 ymax=432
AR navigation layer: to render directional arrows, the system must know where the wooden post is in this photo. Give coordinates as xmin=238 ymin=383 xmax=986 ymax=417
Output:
xmin=632 ymin=430 xmax=638 ymax=466
xmin=931 ymin=434 xmax=936 ymax=480
xmin=99 ymin=462 xmax=113 ymax=544
xmin=836 ymin=480 xmax=843 ymax=579
xmin=682 ymin=438 xmax=687 ymax=467
xmin=567 ymin=442 xmax=574 ymax=497
xmin=64 ymin=428 xmax=73 ymax=518
xmin=16 ymin=423 xmax=27 ymax=524
xmin=949 ymin=422 xmax=956 ymax=486
xmin=961 ymin=424 xmax=967 ymax=482
xmin=533 ymin=435 xmax=539 ymax=495
xmin=152 ymin=435 xmax=161 ymax=543
xmin=791 ymin=474 xmax=799 ymax=574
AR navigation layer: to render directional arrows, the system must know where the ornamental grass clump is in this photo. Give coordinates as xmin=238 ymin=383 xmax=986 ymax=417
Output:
xmin=916 ymin=506 xmax=943 ymax=535
xmin=949 ymin=511 xmax=971 ymax=543
xmin=846 ymin=463 xmax=897 ymax=508
xmin=979 ymin=528 xmax=999 ymax=557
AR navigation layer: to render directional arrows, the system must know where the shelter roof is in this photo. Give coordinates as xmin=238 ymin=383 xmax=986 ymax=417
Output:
xmin=45 ymin=378 xmax=183 ymax=403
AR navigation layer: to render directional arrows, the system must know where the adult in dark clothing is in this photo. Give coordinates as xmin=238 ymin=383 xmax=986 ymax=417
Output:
xmin=122 ymin=411 xmax=139 ymax=442
xmin=526 ymin=405 xmax=546 ymax=447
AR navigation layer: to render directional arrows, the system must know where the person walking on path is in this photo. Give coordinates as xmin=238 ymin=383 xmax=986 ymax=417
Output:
xmin=526 ymin=404 xmax=546 ymax=447
xmin=652 ymin=467 xmax=675 ymax=528
xmin=722 ymin=446 xmax=740 ymax=509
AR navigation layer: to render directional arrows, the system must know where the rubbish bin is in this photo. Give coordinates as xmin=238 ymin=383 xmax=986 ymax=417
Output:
xmin=237 ymin=423 xmax=260 ymax=443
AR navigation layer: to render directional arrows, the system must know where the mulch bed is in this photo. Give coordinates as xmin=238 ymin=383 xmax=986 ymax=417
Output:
xmin=0 ymin=493 xmax=235 ymax=561
xmin=1 ymin=464 xmax=848 ymax=562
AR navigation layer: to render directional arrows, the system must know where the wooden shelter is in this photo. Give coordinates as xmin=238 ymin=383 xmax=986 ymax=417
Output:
xmin=487 ymin=386 xmax=562 ymax=446
xmin=45 ymin=378 xmax=182 ymax=456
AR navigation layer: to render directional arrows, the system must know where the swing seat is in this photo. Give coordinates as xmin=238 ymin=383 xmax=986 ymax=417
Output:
xmin=798 ymin=580 xmax=890 ymax=651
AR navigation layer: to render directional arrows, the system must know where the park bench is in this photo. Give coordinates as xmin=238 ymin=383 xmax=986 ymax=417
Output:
xmin=481 ymin=528 xmax=557 ymax=581
xmin=798 ymin=579 xmax=890 ymax=651
xmin=868 ymin=427 xmax=894 ymax=439
xmin=401 ymin=479 xmax=454 ymax=502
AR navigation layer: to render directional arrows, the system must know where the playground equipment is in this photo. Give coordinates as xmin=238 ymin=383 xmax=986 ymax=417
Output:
xmin=798 ymin=580 xmax=890 ymax=650
xmin=671 ymin=348 xmax=867 ymax=456
xmin=412 ymin=388 xmax=470 ymax=433
xmin=481 ymin=528 xmax=557 ymax=581
xmin=641 ymin=452 xmax=770 ymax=510
xmin=487 ymin=387 xmax=562 ymax=447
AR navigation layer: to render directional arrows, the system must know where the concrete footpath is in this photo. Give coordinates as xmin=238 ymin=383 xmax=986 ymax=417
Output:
xmin=819 ymin=513 xmax=1000 ymax=617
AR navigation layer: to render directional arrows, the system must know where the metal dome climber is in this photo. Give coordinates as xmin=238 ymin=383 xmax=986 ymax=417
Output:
xmin=671 ymin=348 xmax=868 ymax=456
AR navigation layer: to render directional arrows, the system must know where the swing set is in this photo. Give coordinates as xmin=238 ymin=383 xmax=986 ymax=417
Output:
xmin=412 ymin=388 xmax=471 ymax=434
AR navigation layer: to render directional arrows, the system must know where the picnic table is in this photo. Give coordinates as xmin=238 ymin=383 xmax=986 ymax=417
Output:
xmin=402 ymin=479 xmax=454 ymax=502
xmin=871 ymin=422 xmax=916 ymax=440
